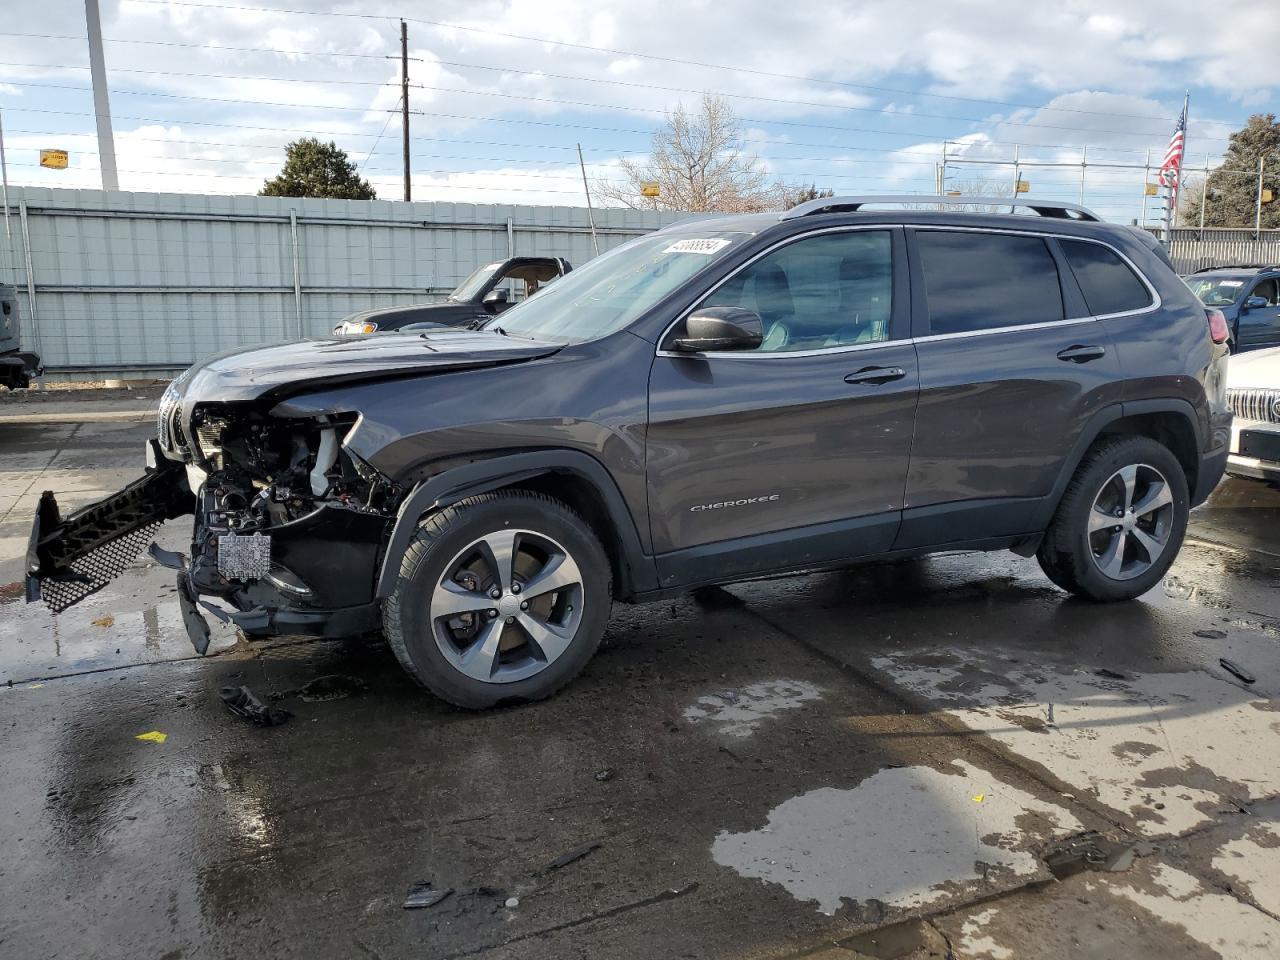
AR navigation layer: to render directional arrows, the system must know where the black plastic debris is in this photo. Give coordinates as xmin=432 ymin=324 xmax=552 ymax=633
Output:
xmin=1219 ymin=658 xmax=1256 ymax=685
xmin=547 ymin=841 xmax=602 ymax=871
xmin=594 ymin=768 xmax=616 ymax=782
xmin=299 ymin=674 xmax=367 ymax=702
xmin=219 ymin=686 xmax=292 ymax=727
xmin=1195 ymin=629 xmax=1228 ymax=639
xmin=1095 ymin=668 xmax=1128 ymax=681
xmin=403 ymin=882 xmax=453 ymax=910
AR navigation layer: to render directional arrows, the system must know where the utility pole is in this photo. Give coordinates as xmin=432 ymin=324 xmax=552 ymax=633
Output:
xmin=400 ymin=20 xmax=410 ymax=203
xmin=0 ymin=106 xmax=10 ymax=244
xmin=1079 ymin=145 xmax=1087 ymax=205
xmin=1255 ymin=155 xmax=1265 ymax=237
xmin=1140 ymin=148 xmax=1151 ymax=227
xmin=576 ymin=143 xmax=599 ymax=256
xmin=84 ymin=0 xmax=118 ymax=191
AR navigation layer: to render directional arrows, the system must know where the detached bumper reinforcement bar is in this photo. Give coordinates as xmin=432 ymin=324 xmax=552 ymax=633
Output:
xmin=26 ymin=439 xmax=195 ymax=613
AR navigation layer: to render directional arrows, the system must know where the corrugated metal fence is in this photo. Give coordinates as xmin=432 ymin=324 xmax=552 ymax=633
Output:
xmin=0 ymin=186 xmax=682 ymax=378
xmin=1164 ymin=228 xmax=1280 ymax=274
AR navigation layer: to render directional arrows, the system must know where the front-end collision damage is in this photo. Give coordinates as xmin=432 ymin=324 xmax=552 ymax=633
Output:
xmin=27 ymin=399 xmax=403 ymax=652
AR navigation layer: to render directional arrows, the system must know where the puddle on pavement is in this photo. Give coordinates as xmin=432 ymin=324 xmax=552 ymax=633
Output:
xmin=1211 ymin=820 xmax=1280 ymax=916
xmin=0 ymin=572 xmax=239 ymax=683
xmin=874 ymin=648 xmax=1280 ymax=836
xmin=683 ymin=679 xmax=822 ymax=737
xmin=1091 ymin=860 xmax=1280 ymax=959
xmin=712 ymin=759 xmax=1081 ymax=916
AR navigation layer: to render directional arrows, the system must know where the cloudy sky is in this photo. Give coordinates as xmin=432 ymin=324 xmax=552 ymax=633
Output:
xmin=1 ymin=0 xmax=1277 ymax=223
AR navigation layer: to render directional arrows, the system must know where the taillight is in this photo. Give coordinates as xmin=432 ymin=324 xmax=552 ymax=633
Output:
xmin=1206 ymin=309 xmax=1230 ymax=344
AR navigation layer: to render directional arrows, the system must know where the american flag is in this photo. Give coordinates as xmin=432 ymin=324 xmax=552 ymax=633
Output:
xmin=1158 ymin=98 xmax=1187 ymax=196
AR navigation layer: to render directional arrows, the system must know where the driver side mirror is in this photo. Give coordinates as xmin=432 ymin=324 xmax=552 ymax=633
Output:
xmin=670 ymin=307 xmax=764 ymax=353
xmin=483 ymin=288 xmax=510 ymax=310
xmin=1245 ymin=295 xmax=1268 ymax=310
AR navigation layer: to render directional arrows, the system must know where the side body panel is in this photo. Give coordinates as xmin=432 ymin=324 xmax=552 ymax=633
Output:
xmin=897 ymin=228 xmax=1125 ymax=547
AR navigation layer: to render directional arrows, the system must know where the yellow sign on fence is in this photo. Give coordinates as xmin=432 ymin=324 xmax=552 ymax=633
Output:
xmin=1144 ymin=183 xmax=1159 ymax=197
xmin=39 ymin=149 xmax=69 ymax=170
xmin=1015 ymin=180 xmax=1031 ymax=193
xmin=640 ymin=182 xmax=660 ymax=198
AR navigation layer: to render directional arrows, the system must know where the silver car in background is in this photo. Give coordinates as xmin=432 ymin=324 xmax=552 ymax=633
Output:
xmin=1226 ymin=345 xmax=1280 ymax=483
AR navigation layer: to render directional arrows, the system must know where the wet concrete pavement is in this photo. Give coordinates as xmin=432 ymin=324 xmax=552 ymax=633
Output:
xmin=2 ymin=401 xmax=1280 ymax=959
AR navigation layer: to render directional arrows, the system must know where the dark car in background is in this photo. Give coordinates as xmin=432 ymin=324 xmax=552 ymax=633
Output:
xmin=29 ymin=196 xmax=1230 ymax=709
xmin=1184 ymin=265 xmax=1280 ymax=352
xmin=0 ymin=284 xmax=42 ymax=390
xmin=334 ymin=256 xmax=571 ymax=334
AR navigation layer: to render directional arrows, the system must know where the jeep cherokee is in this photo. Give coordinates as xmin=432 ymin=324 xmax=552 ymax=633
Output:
xmin=26 ymin=196 xmax=1232 ymax=708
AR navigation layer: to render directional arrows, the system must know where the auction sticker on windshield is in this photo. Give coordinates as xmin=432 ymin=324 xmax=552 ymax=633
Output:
xmin=1219 ymin=280 xmax=1244 ymax=287
xmin=664 ymin=238 xmax=733 ymax=255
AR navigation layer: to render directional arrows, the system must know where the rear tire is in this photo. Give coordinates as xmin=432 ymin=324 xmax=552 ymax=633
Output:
xmin=1037 ymin=435 xmax=1188 ymax=602
xmin=383 ymin=491 xmax=612 ymax=708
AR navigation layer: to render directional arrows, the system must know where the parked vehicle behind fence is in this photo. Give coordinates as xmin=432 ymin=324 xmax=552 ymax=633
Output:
xmin=334 ymin=256 xmax=571 ymax=335
xmin=0 ymin=284 xmax=42 ymax=390
xmin=28 ymin=196 xmax=1231 ymax=708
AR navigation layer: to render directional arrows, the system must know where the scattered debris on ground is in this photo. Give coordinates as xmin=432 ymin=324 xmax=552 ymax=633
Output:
xmin=594 ymin=768 xmax=615 ymax=782
xmin=1195 ymin=629 xmax=1228 ymax=639
xmin=91 ymin=615 xmax=115 ymax=628
xmin=1040 ymin=831 xmax=1153 ymax=880
xmin=220 ymin=685 xmax=293 ymax=726
xmin=1095 ymin=668 xmax=1127 ymax=680
xmin=547 ymin=841 xmax=602 ymax=871
xmin=842 ymin=918 xmax=950 ymax=958
xmin=403 ymin=882 xmax=453 ymax=910
xmin=504 ymin=897 xmax=519 ymax=908
xmin=1219 ymin=658 xmax=1256 ymax=685
xmin=135 ymin=730 xmax=167 ymax=744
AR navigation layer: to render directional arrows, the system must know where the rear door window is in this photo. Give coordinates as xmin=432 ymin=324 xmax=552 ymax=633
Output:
xmin=915 ymin=231 xmax=1063 ymax=335
xmin=1059 ymin=239 xmax=1153 ymax=316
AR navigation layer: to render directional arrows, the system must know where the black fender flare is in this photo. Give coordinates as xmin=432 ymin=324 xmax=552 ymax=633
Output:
xmin=375 ymin=450 xmax=657 ymax=599
xmin=1033 ymin=397 xmax=1206 ymax=530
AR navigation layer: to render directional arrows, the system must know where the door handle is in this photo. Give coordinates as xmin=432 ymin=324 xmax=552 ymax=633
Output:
xmin=1056 ymin=344 xmax=1107 ymax=363
xmin=845 ymin=365 xmax=906 ymax=385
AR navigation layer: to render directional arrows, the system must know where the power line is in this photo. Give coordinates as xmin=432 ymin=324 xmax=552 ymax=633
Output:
xmin=0 ymin=60 xmax=400 ymax=87
xmin=115 ymin=0 xmax=1188 ymax=125
xmin=7 ymin=79 xmax=399 ymax=115
xmin=0 ymin=31 xmax=396 ymax=61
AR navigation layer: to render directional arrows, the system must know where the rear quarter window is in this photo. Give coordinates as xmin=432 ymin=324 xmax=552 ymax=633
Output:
xmin=916 ymin=231 xmax=1064 ymax=335
xmin=1059 ymin=239 xmax=1153 ymax=316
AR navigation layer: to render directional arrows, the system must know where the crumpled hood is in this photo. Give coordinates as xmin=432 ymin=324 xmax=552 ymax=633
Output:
xmin=180 ymin=329 xmax=562 ymax=402
xmin=1226 ymin=345 xmax=1280 ymax=391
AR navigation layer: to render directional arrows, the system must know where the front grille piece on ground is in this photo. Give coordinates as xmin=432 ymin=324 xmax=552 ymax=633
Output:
xmin=27 ymin=448 xmax=194 ymax=613
xmin=37 ymin=520 xmax=165 ymax=613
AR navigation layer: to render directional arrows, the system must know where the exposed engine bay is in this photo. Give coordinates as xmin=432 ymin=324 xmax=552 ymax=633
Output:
xmin=28 ymin=400 xmax=403 ymax=650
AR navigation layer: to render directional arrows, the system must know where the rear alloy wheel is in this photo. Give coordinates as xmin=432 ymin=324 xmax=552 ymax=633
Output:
xmin=1086 ymin=463 xmax=1176 ymax=581
xmin=383 ymin=491 xmax=611 ymax=708
xmin=1037 ymin=435 xmax=1188 ymax=602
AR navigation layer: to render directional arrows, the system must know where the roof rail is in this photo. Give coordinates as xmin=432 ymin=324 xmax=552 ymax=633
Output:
xmin=1191 ymin=264 xmax=1280 ymax=274
xmin=779 ymin=195 xmax=1103 ymax=223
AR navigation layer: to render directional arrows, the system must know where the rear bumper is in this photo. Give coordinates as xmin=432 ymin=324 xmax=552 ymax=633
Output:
xmin=1224 ymin=419 xmax=1280 ymax=484
xmin=1193 ymin=446 xmax=1230 ymax=505
xmin=0 ymin=351 xmax=42 ymax=389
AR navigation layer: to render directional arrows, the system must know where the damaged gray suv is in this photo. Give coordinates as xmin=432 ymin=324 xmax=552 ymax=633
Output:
xmin=27 ymin=196 xmax=1232 ymax=708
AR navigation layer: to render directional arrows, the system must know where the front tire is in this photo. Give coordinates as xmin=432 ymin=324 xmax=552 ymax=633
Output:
xmin=1037 ymin=435 xmax=1188 ymax=602
xmin=383 ymin=491 xmax=612 ymax=708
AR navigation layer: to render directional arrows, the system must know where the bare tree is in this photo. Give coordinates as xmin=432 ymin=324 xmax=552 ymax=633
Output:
xmin=594 ymin=94 xmax=777 ymax=213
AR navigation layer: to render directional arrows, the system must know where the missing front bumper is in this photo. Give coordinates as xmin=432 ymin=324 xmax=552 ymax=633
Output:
xmin=25 ymin=439 xmax=195 ymax=612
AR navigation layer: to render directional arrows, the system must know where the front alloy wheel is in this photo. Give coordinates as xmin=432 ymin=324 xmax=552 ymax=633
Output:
xmin=383 ymin=490 xmax=612 ymax=708
xmin=431 ymin=529 xmax=585 ymax=684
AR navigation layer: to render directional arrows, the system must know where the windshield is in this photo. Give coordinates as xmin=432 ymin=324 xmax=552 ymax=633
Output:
xmin=486 ymin=230 xmax=754 ymax=343
xmin=451 ymin=262 xmax=503 ymax=302
xmin=1186 ymin=276 xmax=1247 ymax=307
